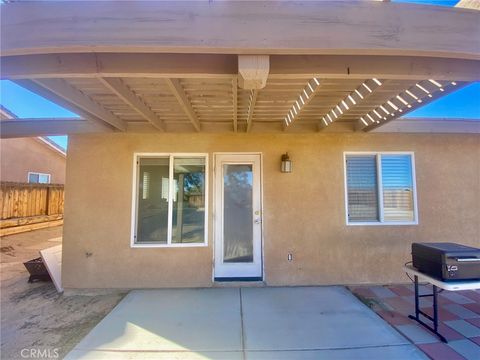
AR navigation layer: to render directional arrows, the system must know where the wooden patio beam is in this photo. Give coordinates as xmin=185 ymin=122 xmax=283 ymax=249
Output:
xmin=2 ymin=54 xmax=479 ymax=81
xmin=1 ymin=54 xmax=236 ymax=80
xmin=0 ymin=119 xmax=104 ymax=138
xmin=29 ymin=79 xmax=126 ymax=131
xmin=268 ymin=56 xmax=480 ymax=81
xmin=165 ymin=78 xmax=201 ymax=132
xmin=246 ymin=90 xmax=258 ymax=133
xmin=2 ymin=1 xmax=478 ymax=59
xmin=98 ymin=77 xmax=165 ymax=132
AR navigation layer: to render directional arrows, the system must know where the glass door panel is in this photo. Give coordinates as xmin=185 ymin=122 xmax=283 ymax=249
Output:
xmin=223 ymin=164 xmax=253 ymax=263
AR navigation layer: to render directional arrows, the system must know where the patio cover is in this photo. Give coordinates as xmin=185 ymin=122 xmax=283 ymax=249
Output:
xmin=1 ymin=1 xmax=479 ymax=137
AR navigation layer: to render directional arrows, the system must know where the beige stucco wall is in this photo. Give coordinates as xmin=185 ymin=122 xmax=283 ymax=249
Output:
xmin=62 ymin=132 xmax=480 ymax=289
xmin=0 ymin=138 xmax=66 ymax=184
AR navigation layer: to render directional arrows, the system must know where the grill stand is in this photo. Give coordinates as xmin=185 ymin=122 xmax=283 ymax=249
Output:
xmin=408 ymin=275 xmax=447 ymax=343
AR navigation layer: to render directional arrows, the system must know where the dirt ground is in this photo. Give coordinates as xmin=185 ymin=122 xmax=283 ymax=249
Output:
xmin=0 ymin=226 xmax=126 ymax=359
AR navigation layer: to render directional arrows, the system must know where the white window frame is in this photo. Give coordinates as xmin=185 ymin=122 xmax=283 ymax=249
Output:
xmin=131 ymin=152 xmax=209 ymax=248
xmin=343 ymin=151 xmax=418 ymax=226
xmin=27 ymin=172 xmax=51 ymax=184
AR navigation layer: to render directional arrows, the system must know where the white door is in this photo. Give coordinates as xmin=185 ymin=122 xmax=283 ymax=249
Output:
xmin=214 ymin=154 xmax=262 ymax=280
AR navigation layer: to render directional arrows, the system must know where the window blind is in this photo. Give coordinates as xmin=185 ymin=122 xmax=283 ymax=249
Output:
xmin=381 ymin=155 xmax=414 ymax=222
xmin=346 ymin=155 xmax=379 ymax=222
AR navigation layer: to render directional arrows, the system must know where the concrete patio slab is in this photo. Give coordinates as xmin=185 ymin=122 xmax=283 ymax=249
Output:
xmin=241 ymin=287 xmax=411 ymax=351
xmin=66 ymin=350 xmax=243 ymax=359
xmin=245 ymin=345 xmax=426 ymax=359
xmin=65 ymin=286 xmax=427 ymax=360
xmin=67 ymin=288 xmax=242 ymax=353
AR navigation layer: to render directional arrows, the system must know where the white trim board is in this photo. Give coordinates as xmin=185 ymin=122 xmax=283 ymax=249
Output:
xmin=373 ymin=118 xmax=480 ymax=133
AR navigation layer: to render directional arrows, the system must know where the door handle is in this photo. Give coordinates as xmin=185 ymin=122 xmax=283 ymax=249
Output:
xmin=254 ymin=218 xmax=262 ymax=224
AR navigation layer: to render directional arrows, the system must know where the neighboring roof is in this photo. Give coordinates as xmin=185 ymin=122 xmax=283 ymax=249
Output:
xmin=373 ymin=117 xmax=480 ymax=133
xmin=0 ymin=105 xmax=17 ymax=120
xmin=456 ymin=0 xmax=480 ymax=10
xmin=0 ymin=105 xmax=66 ymax=157
xmin=35 ymin=137 xmax=67 ymax=157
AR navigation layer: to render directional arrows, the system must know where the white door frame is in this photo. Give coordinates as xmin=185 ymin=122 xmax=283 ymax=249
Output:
xmin=213 ymin=153 xmax=263 ymax=280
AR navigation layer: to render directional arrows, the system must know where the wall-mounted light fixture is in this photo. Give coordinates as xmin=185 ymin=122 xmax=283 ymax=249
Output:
xmin=281 ymin=153 xmax=292 ymax=173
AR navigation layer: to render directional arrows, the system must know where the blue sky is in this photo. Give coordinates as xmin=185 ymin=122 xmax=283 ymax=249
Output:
xmin=0 ymin=81 xmax=77 ymax=150
xmin=393 ymin=0 xmax=459 ymax=6
xmin=1 ymin=80 xmax=479 ymax=151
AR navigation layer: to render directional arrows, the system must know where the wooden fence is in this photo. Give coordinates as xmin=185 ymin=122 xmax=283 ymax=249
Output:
xmin=0 ymin=182 xmax=64 ymax=220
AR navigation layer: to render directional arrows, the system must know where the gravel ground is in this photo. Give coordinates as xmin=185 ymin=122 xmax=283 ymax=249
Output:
xmin=1 ymin=226 xmax=126 ymax=359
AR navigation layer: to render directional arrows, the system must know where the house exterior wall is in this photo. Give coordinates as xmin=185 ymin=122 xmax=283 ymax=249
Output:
xmin=62 ymin=133 xmax=480 ymax=289
xmin=0 ymin=138 xmax=66 ymax=184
